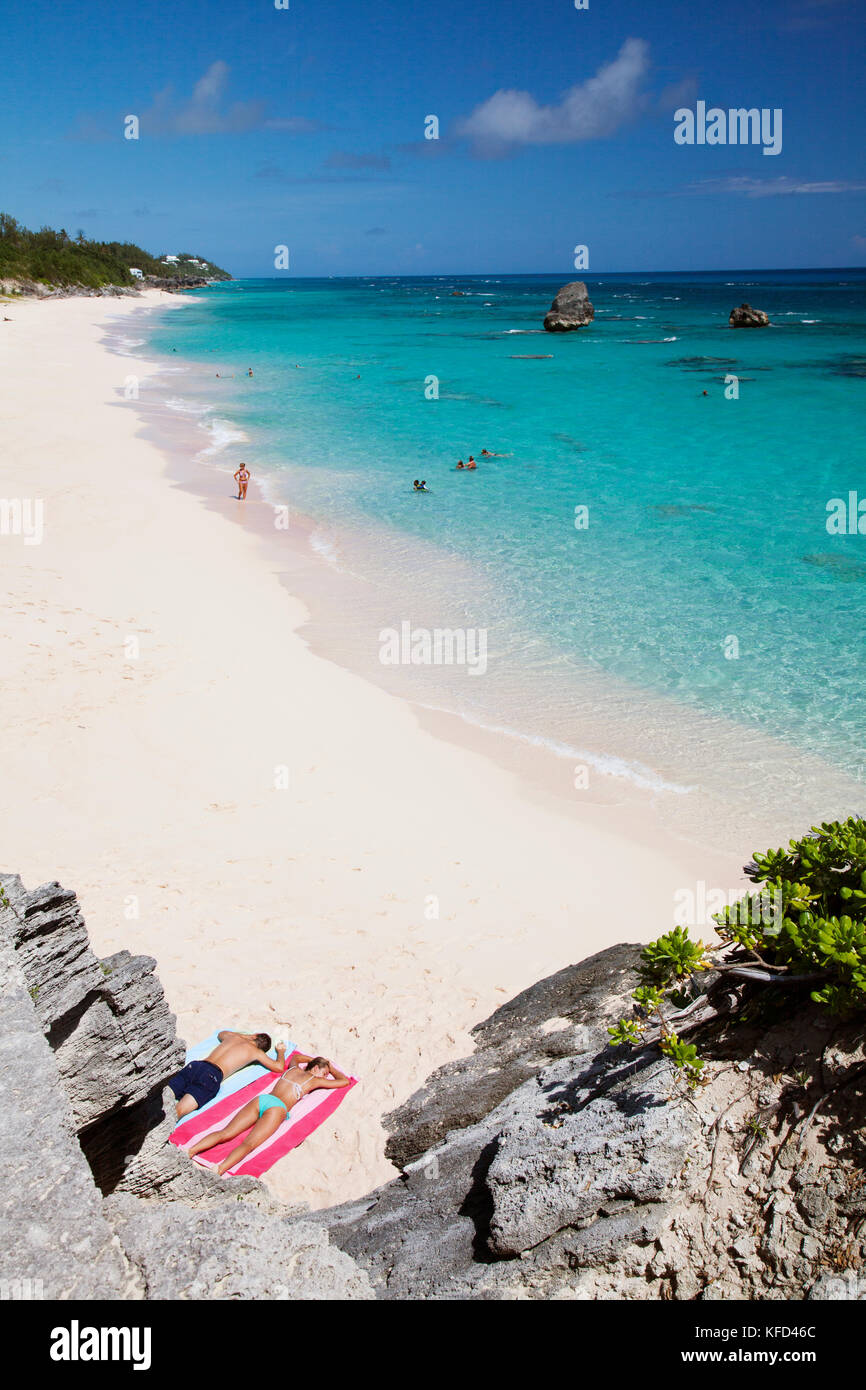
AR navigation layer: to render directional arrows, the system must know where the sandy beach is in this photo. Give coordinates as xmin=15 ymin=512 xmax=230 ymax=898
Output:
xmin=0 ymin=291 xmax=744 ymax=1208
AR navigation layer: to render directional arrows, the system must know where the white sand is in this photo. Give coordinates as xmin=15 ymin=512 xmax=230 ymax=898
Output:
xmin=0 ymin=293 xmax=742 ymax=1208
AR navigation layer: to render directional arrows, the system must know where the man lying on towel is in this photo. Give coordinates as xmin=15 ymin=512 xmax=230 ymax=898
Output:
xmin=188 ymin=1054 xmax=350 ymax=1175
xmin=168 ymin=1030 xmax=286 ymax=1119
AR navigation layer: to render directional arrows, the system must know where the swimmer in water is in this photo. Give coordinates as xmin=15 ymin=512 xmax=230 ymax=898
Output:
xmin=413 ymin=479 xmax=429 ymax=492
xmin=456 ymin=461 xmax=465 ymax=470
xmin=248 ymin=368 xmax=254 ymax=377
xmin=466 ymin=456 xmax=477 ymax=470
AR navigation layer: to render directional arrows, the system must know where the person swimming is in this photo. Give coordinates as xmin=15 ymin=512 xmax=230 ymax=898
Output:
xmin=187 ymin=1054 xmax=351 ymax=1176
xmin=413 ymin=479 xmax=428 ymax=491
xmin=466 ymin=456 xmax=477 ymax=470
xmin=456 ymin=460 xmax=465 ymax=470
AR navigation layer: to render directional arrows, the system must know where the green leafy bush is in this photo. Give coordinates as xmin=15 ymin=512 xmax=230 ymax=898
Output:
xmin=608 ymin=818 xmax=866 ymax=1085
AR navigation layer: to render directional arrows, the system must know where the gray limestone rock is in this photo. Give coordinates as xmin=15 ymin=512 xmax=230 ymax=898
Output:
xmin=486 ymin=1058 xmax=700 ymax=1255
xmin=4 ymin=867 xmax=864 ymax=1303
xmin=0 ymin=931 xmax=137 ymax=1298
xmin=105 ymin=1193 xmax=374 ymax=1300
xmin=384 ymin=943 xmax=641 ymax=1170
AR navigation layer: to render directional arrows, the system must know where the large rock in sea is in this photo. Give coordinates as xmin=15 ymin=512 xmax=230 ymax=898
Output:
xmin=729 ymin=302 xmax=770 ymax=327
xmin=544 ymin=281 xmax=594 ymax=332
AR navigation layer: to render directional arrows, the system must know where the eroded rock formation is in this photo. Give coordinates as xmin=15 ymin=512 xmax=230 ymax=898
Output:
xmin=327 ymin=954 xmax=866 ymax=1300
xmin=0 ymin=874 xmax=371 ymax=1299
xmin=2 ymin=871 xmax=864 ymax=1301
xmin=730 ymin=303 xmax=770 ymax=327
xmin=544 ymin=281 xmax=595 ymax=332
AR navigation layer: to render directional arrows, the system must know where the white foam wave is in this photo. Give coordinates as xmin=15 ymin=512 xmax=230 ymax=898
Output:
xmin=416 ymin=702 xmax=694 ymax=796
xmin=196 ymin=416 xmax=249 ymax=459
xmin=164 ymin=396 xmax=212 ymax=418
xmin=309 ymin=528 xmax=340 ymax=567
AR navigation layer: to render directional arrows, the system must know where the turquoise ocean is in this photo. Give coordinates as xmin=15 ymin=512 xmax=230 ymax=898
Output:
xmin=137 ymin=271 xmax=866 ymax=846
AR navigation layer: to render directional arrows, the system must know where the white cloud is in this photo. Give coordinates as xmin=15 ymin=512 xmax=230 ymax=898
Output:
xmin=73 ymin=62 xmax=319 ymax=140
xmin=457 ymin=38 xmax=650 ymax=152
xmin=146 ymin=61 xmax=266 ymax=136
xmin=686 ymin=176 xmax=866 ymax=198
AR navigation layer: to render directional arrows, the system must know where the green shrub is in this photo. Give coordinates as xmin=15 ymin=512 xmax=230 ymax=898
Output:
xmin=608 ymin=818 xmax=866 ymax=1085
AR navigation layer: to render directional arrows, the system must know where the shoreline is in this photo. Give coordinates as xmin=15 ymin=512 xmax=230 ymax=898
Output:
xmin=0 ymin=290 xmax=823 ymax=1208
xmin=122 ymin=293 xmax=866 ymax=859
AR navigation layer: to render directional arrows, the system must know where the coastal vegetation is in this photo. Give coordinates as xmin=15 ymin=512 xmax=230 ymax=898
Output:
xmin=0 ymin=213 xmax=230 ymax=289
xmin=609 ymin=817 xmax=866 ymax=1085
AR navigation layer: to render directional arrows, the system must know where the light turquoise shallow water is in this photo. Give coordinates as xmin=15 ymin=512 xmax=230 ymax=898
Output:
xmin=141 ymin=272 xmax=866 ymax=814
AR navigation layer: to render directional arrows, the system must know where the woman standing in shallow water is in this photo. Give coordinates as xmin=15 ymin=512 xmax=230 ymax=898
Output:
xmin=234 ymin=463 xmax=250 ymax=500
xmin=187 ymin=1054 xmax=350 ymax=1176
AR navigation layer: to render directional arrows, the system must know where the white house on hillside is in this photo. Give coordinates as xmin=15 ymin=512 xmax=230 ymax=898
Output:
xmin=162 ymin=255 xmax=179 ymax=264
xmin=129 ymin=267 xmax=143 ymax=279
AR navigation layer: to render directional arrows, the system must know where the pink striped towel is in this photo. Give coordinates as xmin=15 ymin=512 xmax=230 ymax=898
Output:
xmin=170 ymin=1050 xmax=357 ymax=1177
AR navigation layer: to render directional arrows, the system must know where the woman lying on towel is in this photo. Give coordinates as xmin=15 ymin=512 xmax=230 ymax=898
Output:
xmin=187 ymin=1054 xmax=350 ymax=1176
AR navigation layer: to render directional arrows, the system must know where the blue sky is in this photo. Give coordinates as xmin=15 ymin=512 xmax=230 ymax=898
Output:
xmin=2 ymin=0 xmax=864 ymax=274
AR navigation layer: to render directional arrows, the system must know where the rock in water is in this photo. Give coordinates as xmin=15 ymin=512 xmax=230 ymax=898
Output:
xmin=544 ymin=281 xmax=595 ymax=332
xmin=729 ymin=302 xmax=770 ymax=327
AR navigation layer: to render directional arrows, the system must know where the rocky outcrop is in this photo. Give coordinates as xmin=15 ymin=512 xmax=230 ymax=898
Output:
xmin=1 ymin=874 xmax=187 ymax=1194
xmin=326 ymin=955 xmax=866 ymax=1300
xmin=141 ymin=275 xmax=213 ymax=292
xmin=544 ymin=281 xmax=594 ymax=332
xmin=0 ymin=925 xmax=141 ymax=1298
xmin=105 ymin=1193 xmax=371 ymax=1300
xmin=0 ymin=278 xmax=141 ymax=299
xmin=3 ymin=870 xmax=863 ymax=1301
xmin=383 ymin=944 xmax=639 ymax=1169
xmin=0 ymin=874 xmax=372 ymax=1299
xmin=730 ymin=303 xmax=770 ymax=327
xmin=0 ymin=275 xmax=211 ymax=299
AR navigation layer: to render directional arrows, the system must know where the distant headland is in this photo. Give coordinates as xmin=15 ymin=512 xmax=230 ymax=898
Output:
xmin=0 ymin=213 xmax=231 ymax=296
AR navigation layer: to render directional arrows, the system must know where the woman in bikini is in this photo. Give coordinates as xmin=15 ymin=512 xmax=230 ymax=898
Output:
xmin=186 ymin=1054 xmax=350 ymax=1176
xmin=234 ymin=464 xmax=250 ymax=500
